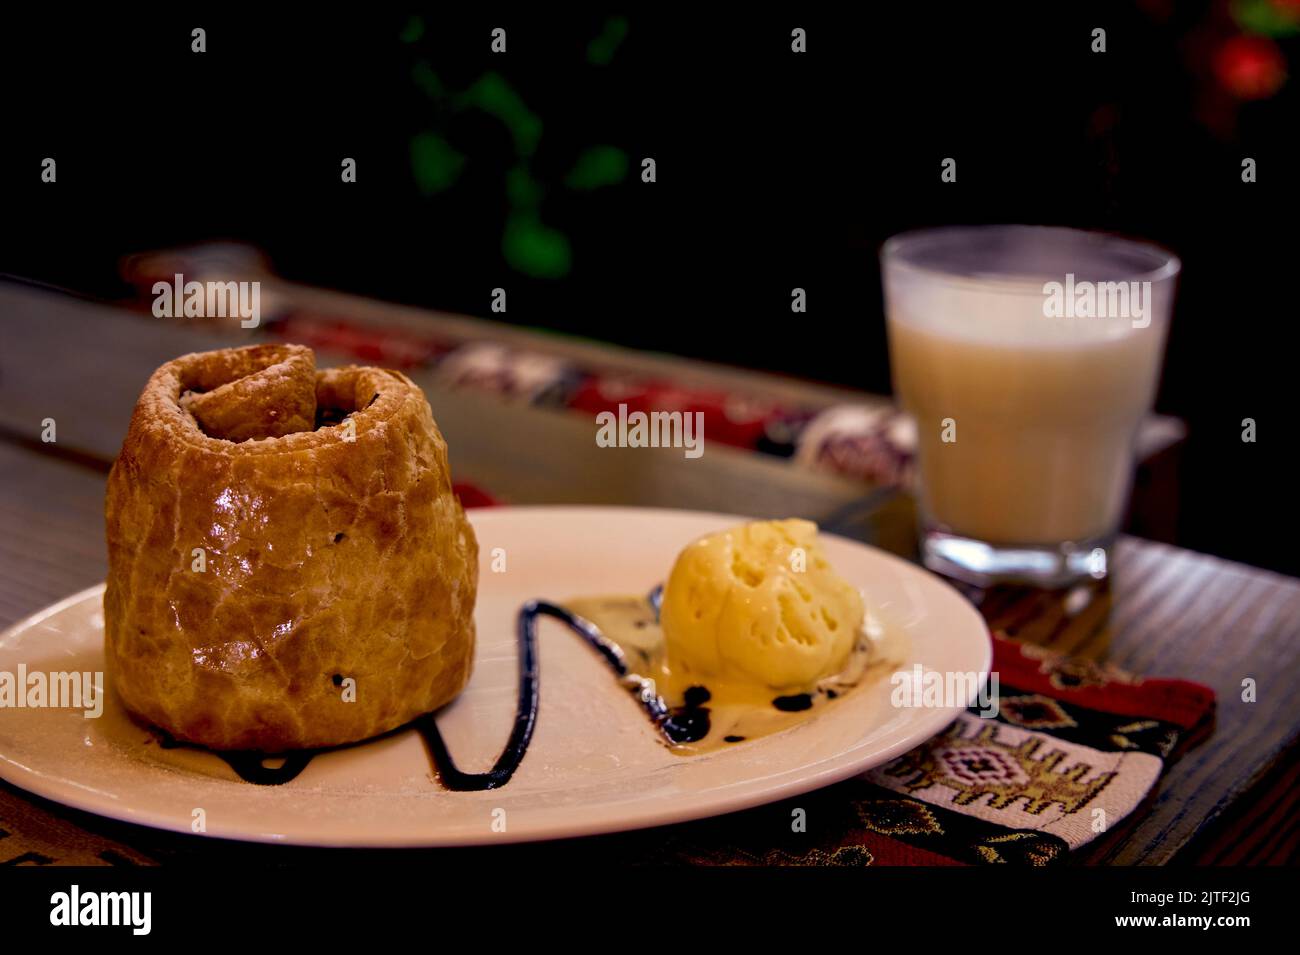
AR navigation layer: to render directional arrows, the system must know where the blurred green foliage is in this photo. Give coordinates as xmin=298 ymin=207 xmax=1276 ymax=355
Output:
xmin=565 ymin=146 xmax=629 ymax=190
xmin=587 ymin=16 xmax=629 ymax=65
xmin=410 ymin=131 xmax=465 ymax=196
xmin=459 ymin=72 xmax=542 ymax=157
xmin=402 ymin=15 xmax=631 ymax=279
xmin=1232 ymin=0 xmax=1300 ymax=37
xmin=504 ymin=212 xmax=572 ymax=279
xmin=399 ymin=15 xmax=426 ymax=44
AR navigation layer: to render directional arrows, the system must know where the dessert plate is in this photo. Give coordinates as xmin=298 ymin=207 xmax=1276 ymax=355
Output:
xmin=0 ymin=507 xmax=990 ymax=847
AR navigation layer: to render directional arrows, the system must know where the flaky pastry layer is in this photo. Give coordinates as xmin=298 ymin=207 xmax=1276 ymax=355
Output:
xmin=104 ymin=344 xmax=479 ymax=751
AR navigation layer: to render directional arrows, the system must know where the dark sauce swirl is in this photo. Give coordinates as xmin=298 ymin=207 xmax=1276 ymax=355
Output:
xmin=157 ymin=731 xmax=315 ymax=786
xmin=220 ymin=750 xmax=316 ymax=785
xmin=176 ymin=587 xmax=706 ymax=791
xmin=418 ymin=597 xmax=707 ymax=790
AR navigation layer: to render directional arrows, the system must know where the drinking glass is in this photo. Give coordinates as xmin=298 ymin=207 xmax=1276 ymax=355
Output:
xmin=881 ymin=225 xmax=1179 ymax=586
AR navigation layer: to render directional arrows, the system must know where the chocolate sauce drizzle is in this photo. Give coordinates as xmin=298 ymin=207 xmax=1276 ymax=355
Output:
xmin=417 ymin=596 xmax=708 ymax=790
xmin=176 ymin=586 xmax=708 ymax=791
xmin=156 ymin=730 xmax=316 ymax=786
xmin=219 ymin=751 xmax=316 ymax=785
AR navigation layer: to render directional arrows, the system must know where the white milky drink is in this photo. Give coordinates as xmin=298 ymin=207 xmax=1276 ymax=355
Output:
xmin=881 ymin=226 xmax=1179 ymax=585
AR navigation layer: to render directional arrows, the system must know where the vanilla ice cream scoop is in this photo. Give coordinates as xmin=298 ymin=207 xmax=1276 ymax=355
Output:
xmin=660 ymin=519 xmax=865 ymax=693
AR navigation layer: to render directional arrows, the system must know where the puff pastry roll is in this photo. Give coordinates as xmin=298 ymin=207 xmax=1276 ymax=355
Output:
xmin=104 ymin=344 xmax=478 ymax=752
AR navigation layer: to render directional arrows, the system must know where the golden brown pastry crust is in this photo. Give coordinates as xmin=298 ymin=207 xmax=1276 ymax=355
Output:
xmin=104 ymin=344 xmax=478 ymax=752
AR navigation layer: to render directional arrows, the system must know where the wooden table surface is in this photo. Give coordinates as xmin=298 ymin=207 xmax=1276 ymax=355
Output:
xmin=1 ymin=281 xmax=1296 ymax=865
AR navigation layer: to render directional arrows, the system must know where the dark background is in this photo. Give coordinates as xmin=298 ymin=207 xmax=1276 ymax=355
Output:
xmin=1 ymin=4 xmax=1296 ymax=572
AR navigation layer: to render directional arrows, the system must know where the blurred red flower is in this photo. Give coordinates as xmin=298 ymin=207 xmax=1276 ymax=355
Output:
xmin=1213 ymin=34 xmax=1287 ymax=98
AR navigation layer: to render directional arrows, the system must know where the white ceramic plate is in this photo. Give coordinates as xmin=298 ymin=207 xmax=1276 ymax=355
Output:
xmin=0 ymin=506 xmax=989 ymax=847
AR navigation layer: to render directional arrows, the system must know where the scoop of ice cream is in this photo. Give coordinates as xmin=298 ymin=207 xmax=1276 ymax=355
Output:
xmin=660 ymin=519 xmax=864 ymax=692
